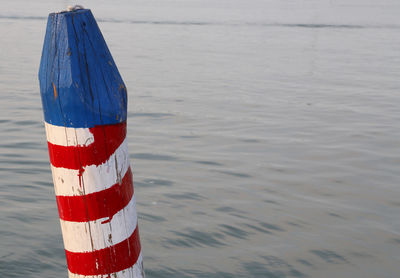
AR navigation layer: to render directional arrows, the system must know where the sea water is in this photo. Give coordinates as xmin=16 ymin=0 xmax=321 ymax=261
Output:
xmin=0 ymin=0 xmax=399 ymax=277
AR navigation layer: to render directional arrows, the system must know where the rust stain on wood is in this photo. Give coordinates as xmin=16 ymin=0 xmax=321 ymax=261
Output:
xmin=52 ymin=82 xmax=58 ymax=99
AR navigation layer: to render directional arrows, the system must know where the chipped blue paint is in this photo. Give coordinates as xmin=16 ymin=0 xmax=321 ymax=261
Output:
xmin=39 ymin=9 xmax=127 ymax=128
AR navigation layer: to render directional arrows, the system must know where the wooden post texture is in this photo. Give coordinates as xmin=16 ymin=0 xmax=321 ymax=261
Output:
xmin=38 ymin=9 xmax=145 ymax=278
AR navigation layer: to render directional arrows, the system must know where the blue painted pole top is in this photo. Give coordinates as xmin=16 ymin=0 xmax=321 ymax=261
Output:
xmin=39 ymin=9 xmax=127 ymax=128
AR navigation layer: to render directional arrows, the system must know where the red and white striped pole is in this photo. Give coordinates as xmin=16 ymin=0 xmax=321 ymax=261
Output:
xmin=38 ymin=7 xmax=144 ymax=277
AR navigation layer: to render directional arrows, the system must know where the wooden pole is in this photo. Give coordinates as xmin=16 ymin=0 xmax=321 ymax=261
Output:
xmin=38 ymin=8 xmax=145 ymax=278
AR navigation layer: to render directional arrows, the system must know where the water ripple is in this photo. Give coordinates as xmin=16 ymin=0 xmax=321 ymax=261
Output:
xmin=310 ymin=250 xmax=349 ymax=264
xmin=242 ymin=260 xmax=307 ymax=278
xmin=135 ymin=178 xmax=174 ymax=188
xmin=214 ymin=170 xmax=252 ymax=178
xmin=164 ymin=192 xmax=205 ymax=201
xmin=164 ymin=229 xmax=226 ymax=248
xmin=139 ymin=212 xmax=166 ymax=223
xmin=243 ymin=224 xmax=273 ymax=234
xmin=1 ymin=14 xmax=400 ymax=30
xmin=219 ymin=224 xmax=250 ymax=239
xmin=259 ymin=222 xmax=286 ymax=232
xmin=132 ymin=153 xmax=178 ymax=161
xmin=195 ymin=160 xmax=224 ymax=166
xmin=128 ymin=112 xmax=174 ymax=118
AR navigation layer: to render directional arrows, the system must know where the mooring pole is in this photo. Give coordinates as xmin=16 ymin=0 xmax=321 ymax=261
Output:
xmin=38 ymin=7 xmax=145 ymax=277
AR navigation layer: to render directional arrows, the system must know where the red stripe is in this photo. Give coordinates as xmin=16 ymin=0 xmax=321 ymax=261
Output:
xmin=56 ymin=167 xmax=134 ymax=222
xmin=47 ymin=122 xmax=126 ymax=169
xmin=66 ymin=227 xmax=141 ymax=275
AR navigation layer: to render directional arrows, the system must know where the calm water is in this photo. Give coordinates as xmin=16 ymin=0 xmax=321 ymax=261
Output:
xmin=1 ymin=0 xmax=400 ymax=277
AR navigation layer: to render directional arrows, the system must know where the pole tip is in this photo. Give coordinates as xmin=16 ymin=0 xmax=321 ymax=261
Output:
xmin=65 ymin=5 xmax=85 ymax=12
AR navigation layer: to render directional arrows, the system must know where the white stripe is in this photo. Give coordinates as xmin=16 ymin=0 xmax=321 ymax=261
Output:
xmin=51 ymin=139 xmax=130 ymax=196
xmin=68 ymin=253 xmax=145 ymax=278
xmin=60 ymin=195 xmax=138 ymax=252
xmin=45 ymin=122 xmax=94 ymax=146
